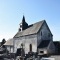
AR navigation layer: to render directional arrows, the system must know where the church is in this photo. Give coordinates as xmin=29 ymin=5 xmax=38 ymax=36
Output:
xmin=4 ymin=16 xmax=55 ymax=55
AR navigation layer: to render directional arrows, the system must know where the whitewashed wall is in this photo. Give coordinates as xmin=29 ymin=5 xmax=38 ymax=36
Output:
xmin=6 ymin=46 xmax=13 ymax=53
xmin=37 ymin=22 xmax=53 ymax=46
xmin=25 ymin=35 xmax=37 ymax=54
xmin=14 ymin=34 xmax=37 ymax=54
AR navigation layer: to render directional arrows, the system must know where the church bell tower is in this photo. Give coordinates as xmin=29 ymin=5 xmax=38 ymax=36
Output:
xmin=19 ymin=16 xmax=28 ymax=32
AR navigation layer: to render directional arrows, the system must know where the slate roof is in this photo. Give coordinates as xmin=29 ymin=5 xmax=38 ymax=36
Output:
xmin=38 ymin=40 xmax=50 ymax=48
xmin=4 ymin=39 xmax=13 ymax=46
xmin=14 ymin=20 xmax=45 ymax=38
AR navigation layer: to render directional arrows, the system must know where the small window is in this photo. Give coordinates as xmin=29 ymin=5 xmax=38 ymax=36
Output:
xmin=30 ymin=44 xmax=32 ymax=52
xmin=40 ymin=51 xmax=44 ymax=53
xmin=41 ymin=31 xmax=42 ymax=36
xmin=19 ymin=28 xmax=21 ymax=31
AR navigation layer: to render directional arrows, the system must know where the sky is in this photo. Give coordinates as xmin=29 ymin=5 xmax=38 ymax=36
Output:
xmin=0 ymin=0 xmax=60 ymax=41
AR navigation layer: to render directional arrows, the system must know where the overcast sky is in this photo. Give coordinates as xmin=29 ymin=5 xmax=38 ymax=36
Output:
xmin=0 ymin=0 xmax=60 ymax=41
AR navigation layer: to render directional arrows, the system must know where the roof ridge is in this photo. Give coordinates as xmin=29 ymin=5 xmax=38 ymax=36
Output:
xmin=33 ymin=20 xmax=45 ymax=25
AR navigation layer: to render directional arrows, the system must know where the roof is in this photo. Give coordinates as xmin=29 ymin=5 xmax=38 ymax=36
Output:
xmin=38 ymin=40 xmax=50 ymax=48
xmin=14 ymin=20 xmax=45 ymax=38
xmin=53 ymin=41 xmax=60 ymax=49
xmin=53 ymin=41 xmax=60 ymax=45
xmin=4 ymin=39 xmax=13 ymax=46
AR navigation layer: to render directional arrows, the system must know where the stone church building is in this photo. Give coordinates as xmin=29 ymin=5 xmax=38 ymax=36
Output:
xmin=4 ymin=16 xmax=55 ymax=55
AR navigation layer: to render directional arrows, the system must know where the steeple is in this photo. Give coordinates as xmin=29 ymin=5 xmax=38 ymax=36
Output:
xmin=22 ymin=15 xmax=25 ymax=23
xmin=19 ymin=16 xmax=28 ymax=32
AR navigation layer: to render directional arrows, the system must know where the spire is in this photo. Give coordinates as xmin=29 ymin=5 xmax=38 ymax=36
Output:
xmin=22 ymin=15 xmax=25 ymax=23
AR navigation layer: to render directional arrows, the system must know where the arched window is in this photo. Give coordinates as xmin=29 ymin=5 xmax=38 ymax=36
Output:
xmin=29 ymin=44 xmax=32 ymax=52
xmin=41 ymin=31 xmax=42 ymax=36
